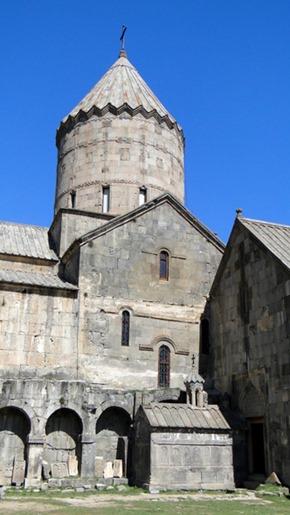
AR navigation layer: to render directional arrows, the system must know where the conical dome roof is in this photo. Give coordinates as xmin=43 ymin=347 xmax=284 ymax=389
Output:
xmin=55 ymin=50 xmax=184 ymax=218
xmin=60 ymin=51 xmax=180 ymax=132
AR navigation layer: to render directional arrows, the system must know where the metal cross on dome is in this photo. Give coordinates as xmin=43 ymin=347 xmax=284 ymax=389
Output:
xmin=120 ymin=25 xmax=127 ymax=50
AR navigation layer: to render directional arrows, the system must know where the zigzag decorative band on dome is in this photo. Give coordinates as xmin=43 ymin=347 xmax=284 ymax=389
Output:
xmin=56 ymin=102 xmax=184 ymax=147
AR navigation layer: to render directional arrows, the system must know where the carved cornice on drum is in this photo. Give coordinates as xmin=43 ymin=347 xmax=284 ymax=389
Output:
xmin=56 ymin=103 xmax=184 ymax=147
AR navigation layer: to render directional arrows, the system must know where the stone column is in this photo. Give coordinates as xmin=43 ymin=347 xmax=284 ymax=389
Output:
xmin=24 ymin=436 xmax=44 ymax=488
xmin=80 ymin=433 xmax=96 ymax=478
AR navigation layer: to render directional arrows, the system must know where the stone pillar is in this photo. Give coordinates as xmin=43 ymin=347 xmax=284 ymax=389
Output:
xmin=191 ymin=386 xmax=196 ymax=407
xmin=24 ymin=436 xmax=44 ymax=488
xmin=80 ymin=433 xmax=96 ymax=478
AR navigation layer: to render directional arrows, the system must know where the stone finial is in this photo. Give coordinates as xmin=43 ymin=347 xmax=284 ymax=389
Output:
xmin=119 ymin=49 xmax=127 ymax=58
xmin=236 ymin=208 xmax=243 ymax=218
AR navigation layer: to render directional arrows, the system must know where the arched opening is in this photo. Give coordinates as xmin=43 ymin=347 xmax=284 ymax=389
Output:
xmin=0 ymin=406 xmax=31 ymax=486
xmin=158 ymin=345 xmax=170 ymax=387
xmin=95 ymin=407 xmax=132 ymax=479
xmin=159 ymin=250 xmax=169 ymax=280
xmin=121 ymin=310 xmax=130 ymax=346
xmin=44 ymin=408 xmax=82 ymax=479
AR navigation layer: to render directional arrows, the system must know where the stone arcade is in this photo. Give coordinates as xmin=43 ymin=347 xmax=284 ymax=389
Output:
xmin=0 ymin=46 xmax=290 ymax=490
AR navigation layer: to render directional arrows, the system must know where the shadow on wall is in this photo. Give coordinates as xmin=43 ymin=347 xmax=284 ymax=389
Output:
xmin=96 ymin=407 xmax=132 ymax=478
xmin=0 ymin=406 xmax=31 ymax=485
xmin=43 ymin=407 xmax=83 ymax=478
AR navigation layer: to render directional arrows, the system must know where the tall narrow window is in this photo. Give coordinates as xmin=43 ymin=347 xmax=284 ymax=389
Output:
xmin=121 ymin=310 xmax=130 ymax=346
xmin=139 ymin=187 xmax=147 ymax=206
xmin=158 ymin=345 xmax=170 ymax=387
xmin=102 ymin=186 xmax=110 ymax=213
xmin=70 ymin=191 xmax=76 ymax=208
xmin=160 ymin=251 xmax=169 ymax=280
xmin=200 ymin=319 xmax=210 ymax=354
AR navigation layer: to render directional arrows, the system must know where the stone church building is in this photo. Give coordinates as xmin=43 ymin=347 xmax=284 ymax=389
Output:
xmin=0 ymin=47 xmax=289 ymax=490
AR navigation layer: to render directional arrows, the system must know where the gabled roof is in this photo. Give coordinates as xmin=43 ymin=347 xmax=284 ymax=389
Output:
xmin=62 ymin=193 xmax=225 ymax=264
xmin=141 ymin=403 xmax=230 ymax=431
xmin=239 ymin=217 xmax=290 ymax=271
xmin=210 ymin=215 xmax=290 ymax=294
xmin=0 ymin=222 xmax=58 ymax=261
xmin=57 ymin=51 xmax=183 ymax=144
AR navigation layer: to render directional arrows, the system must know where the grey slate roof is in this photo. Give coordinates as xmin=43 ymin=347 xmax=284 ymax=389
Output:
xmin=62 ymin=52 xmax=177 ymax=125
xmin=0 ymin=222 xmax=57 ymax=261
xmin=0 ymin=269 xmax=77 ymax=291
xmin=142 ymin=403 xmax=230 ymax=431
xmin=240 ymin=217 xmax=290 ymax=271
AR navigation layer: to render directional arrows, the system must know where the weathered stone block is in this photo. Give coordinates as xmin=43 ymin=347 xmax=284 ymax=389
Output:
xmin=51 ymin=462 xmax=69 ymax=479
xmin=103 ymin=461 xmax=113 ymax=478
xmin=0 ymin=461 xmax=4 ymax=486
xmin=113 ymin=459 xmax=123 ymax=478
xmin=68 ymin=455 xmax=78 ymax=476
xmin=42 ymin=461 xmax=51 ymax=480
xmin=95 ymin=456 xmax=104 ymax=478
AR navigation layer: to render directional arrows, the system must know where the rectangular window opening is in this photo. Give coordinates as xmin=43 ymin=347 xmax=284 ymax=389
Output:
xmin=139 ymin=187 xmax=147 ymax=206
xmin=102 ymin=186 xmax=110 ymax=213
xmin=70 ymin=191 xmax=76 ymax=208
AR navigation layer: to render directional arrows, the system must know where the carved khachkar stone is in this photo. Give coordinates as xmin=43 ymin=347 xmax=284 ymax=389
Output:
xmin=12 ymin=460 xmax=25 ymax=486
xmin=95 ymin=457 xmax=104 ymax=478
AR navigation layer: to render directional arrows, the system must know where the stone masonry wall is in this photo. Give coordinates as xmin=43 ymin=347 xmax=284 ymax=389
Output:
xmin=0 ymin=288 xmax=78 ymax=379
xmin=210 ymin=222 xmax=290 ymax=485
xmin=55 ymin=113 xmax=184 ymax=216
xmin=149 ymin=431 xmax=233 ymax=490
xmin=0 ymin=379 xmax=135 ymax=486
xmin=73 ymin=202 xmax=222 ymax=388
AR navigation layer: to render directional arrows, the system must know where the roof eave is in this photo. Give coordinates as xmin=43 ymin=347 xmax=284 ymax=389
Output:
xmin=61 ymin=193 xmax=225 ymax=265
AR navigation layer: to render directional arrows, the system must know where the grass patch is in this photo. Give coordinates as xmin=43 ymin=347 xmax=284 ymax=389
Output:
xmin=1 ymin=488 xmax=290 ymax=515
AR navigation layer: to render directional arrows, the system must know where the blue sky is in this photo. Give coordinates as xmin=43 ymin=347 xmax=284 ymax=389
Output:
xmin=0 ymin=0 xmax=289 ymax=243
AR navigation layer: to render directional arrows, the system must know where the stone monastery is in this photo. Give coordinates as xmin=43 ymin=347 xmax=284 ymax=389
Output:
xmin=1 ymin=45 xmax=290 ymax=491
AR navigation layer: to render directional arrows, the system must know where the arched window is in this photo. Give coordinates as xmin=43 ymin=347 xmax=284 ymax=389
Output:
xmin=121 ymin=310 xmax=130 ymax=346
xmin=160 ymin=251 xmax=169 ymax=280
xmin=158 ymin=345 xmax=170 ymax=387
xmin=200 ymin=319 xmax=210 ymax=354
